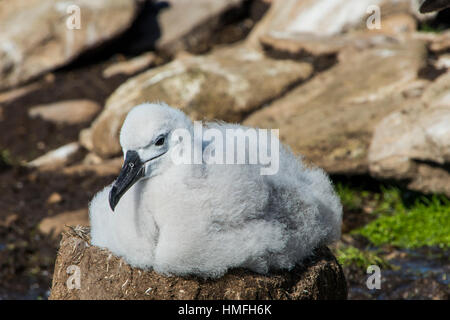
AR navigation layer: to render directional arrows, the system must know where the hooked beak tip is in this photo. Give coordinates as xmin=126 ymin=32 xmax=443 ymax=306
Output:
xmin=109 ymin=187 xmax=118 ymax=212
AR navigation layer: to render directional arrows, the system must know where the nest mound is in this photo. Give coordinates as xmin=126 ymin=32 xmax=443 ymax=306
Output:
xmin=49 ymin=227 xmax=347 ymax=300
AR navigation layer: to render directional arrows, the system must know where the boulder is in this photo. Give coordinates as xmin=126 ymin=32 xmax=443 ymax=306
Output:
xmin=419 ymin=0 xmax=450 ymax=13
xmin=244 ymin=39 xmax=427 ymax=174
xmin=0 ymin=0 xmax=139 ymax=90
xmin=39 ymin=209 xmax=89 ymax=240
xmin=28 ymin=142 xmax=81 ymax=170
xmin=139 ymin=0 xmax=246 ymax=55
xmin=28 ymin=100 xmax=101 ymax=125
xmin=49 ymin=227 xmax=347 ymax=300
xmin=368 ymin=71 xmax=450 ymax=196
xmin=81 ymin=45 xmax=313 ymax=157
xmin=102 ymin=53 xmax=157 ymax=78
xmin=0 ymin=82 xmax=42 ymax=104
xmin=430 ymin=30 xmax=450 ymax=53
xmin=246 ymin=0 xmax=414 ymax=48
xmin=259 ymin=30 xmax=413 ymax=61
xmin=434 ymin=54 xmax=450 ymax=69
xmin=61 ymin=157 xmax=123 ymax=177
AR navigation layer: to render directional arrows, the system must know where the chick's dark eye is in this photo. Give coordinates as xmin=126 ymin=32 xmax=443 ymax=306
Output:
xmin=155 ymin=137 xmax=165 ymax=146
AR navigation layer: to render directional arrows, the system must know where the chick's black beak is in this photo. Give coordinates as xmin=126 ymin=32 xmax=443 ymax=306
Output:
xmin=109 ymin=150 xmax=145 ymax=212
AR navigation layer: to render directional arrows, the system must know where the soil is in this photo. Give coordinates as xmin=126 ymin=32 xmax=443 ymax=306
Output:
xmin=0 ymin=165 xmax=116 ymax=299
xmin=344 ymin=247 xmax=450 ymax=300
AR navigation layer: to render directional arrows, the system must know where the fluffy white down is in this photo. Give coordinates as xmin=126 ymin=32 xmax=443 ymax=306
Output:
xmin=89 ymin=103 xmax=342 ymax=278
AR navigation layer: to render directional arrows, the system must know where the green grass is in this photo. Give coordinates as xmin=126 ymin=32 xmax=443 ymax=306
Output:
xmin=336 ymin=183 xmax=405 ymax=215
xmin=335 ymin=183 xmax=364 ymax=211
xmin=355 ymin=195 xmax=450 ymax=249
xmin=335 ymin=182 xmax=450 ymax=249
xmin=0 ymin=149 xmax=13 ymax=168
xmin=418 ymin=22 xmax=446 ymax=33
xmin=336 ymin=246 xmax=391 ymax=269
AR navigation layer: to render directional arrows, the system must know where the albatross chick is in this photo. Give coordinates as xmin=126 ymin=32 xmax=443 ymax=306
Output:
xmin=89 ymin=103 xmax=342 ymax=278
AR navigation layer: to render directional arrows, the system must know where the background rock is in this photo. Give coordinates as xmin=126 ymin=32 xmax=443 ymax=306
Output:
xmin=39 ymin=210 xmax=89 ymax=240
xmin=102 ymin=52 xmax=157 ymax=78
xmin=81 ymin=45 xmax=313 ymax=157
xmin=0 ymin=0 xmax=139 ymax=90
xmin=28 ymin=142 xmax=80 ymax=169
xmin=139 ymin=0 xmax=246 ymax=55
xmin=369 ymin=71 xmax=450 ymax=196
xmin=246 ymin=0 xmax=415 ymax=48
xmin=28 ymin=100 xmax=101 ymax=125
xmin=49 ymin=227 xmax=347 ymax=300
xmin=430 ymin=30 xmax=450 ymax=53
xmin=61 ymin=157 xmax=123 ymax=177
xmin=244 ymin=39 xmax=427 ymax=174
xmin=420 ymin=0 xmax=450 ymax=13
xmin=0 ymin=82 xmax=42 ymax=104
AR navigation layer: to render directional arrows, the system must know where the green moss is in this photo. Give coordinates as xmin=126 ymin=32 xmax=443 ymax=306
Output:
xmin=335 ymin=183 xmax=364 ymax=211
xmin=336 ymin=246 xmax=391 ymax=269
xmin=335 ymin=182 xmax=406 ymax=214
xmin=335 ymin=181 xmax=450 ymax=249
xmin=418 ymin=22 xmax=446 ymax=33
xmin=355 ymin=195 xmax=450 ymax=249
xmin=0 ymin=149 xmax=13 ymax=168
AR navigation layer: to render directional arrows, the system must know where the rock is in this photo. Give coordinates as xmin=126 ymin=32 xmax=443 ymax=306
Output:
xmin=0 ymin=213 xmax=19 ymax=228
xmin=368 ymin=71 xmax=450 ymax=196
xmin=421 ymin=70 xmax=450 ymax=108
xmin=0 ymin=82 xmax=42 ymax=104
xmin=61 ymin=157 xmax=123 ymax=177
xmin=39 ymin=209 xmax=89 ymax=239
xmin=102 ymin=53 xmax=157 ymax=78
xmin=259 ymin=31 xmax=408 ymax=61
xmin=81 ymin=45 xmax=313 ymax=157
xmin=49 ymin=227 xmax=347 ymax=300
xmin=430 ymin=30 xmax=450 ymax=53
xmin=47 ymin=192 xmax=63 ymax=205
xmin=260 ymin=33 xmax=346 ymax=58
xmin=82 ymin=153 xmax=105 ymax=165
xmin=246 ymin=0 xmax=414 ymax=48
xmin=0 ymin=0 xmax=139 ymax=90
xmin=28 ymin=100 xmax=101 ymax=125
xmin=244 ymin=39 xmax=427 ymax=174
xmin=249 ymin=0 xmax=419 ymax=58
xmin=28 ymin=142 xmax=80 ymax=169
xmin=377 ymin=13 xmax=417 ymax=35
xmin=133 ymin=0 xmax=245 ymax=55
xmin=401 ymin=79 xmax=431 ymax=99
xmin=79 ymin=129 xmax=94 ymax=152
xmin=434 ymin=53 xmax=450 ymax=69
xmin=419 ymin=0 xmax=450 ymax=13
